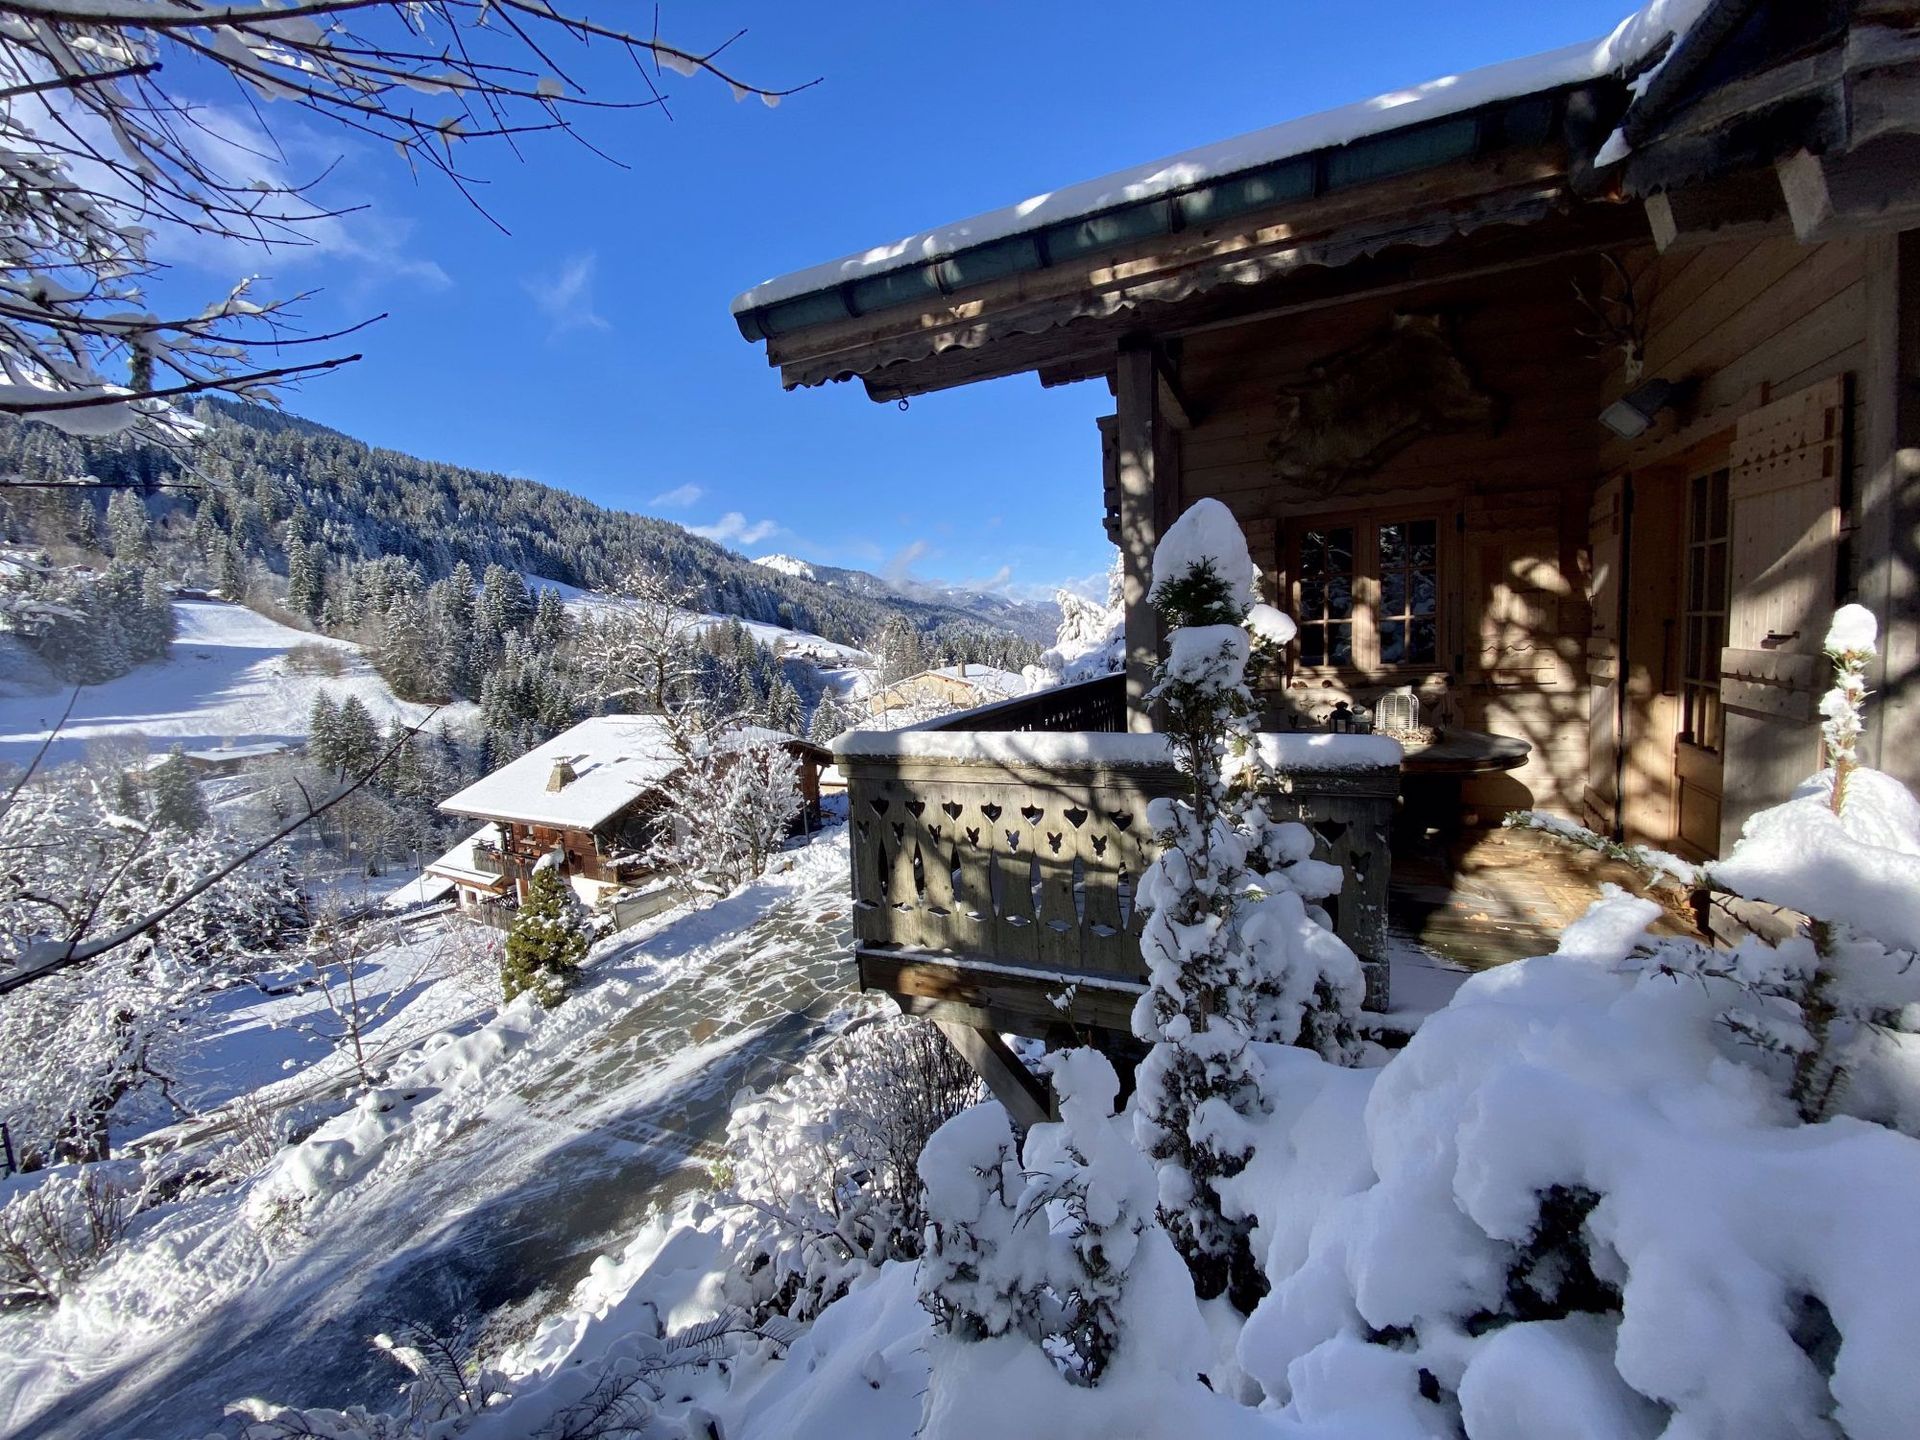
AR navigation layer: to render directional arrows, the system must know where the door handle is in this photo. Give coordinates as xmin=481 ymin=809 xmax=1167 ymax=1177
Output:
xmin=1761 ymin=630 xmax=1800 ymax=648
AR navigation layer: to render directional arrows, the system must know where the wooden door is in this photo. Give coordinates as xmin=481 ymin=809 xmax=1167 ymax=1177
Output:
xmin=1675 ymin=461 xmax=1730 ymax=857
xmin=1584 ymin=475 xmax=1626 ymax=835
xmin=1716 ymin=376 xmax=1847 ymax=853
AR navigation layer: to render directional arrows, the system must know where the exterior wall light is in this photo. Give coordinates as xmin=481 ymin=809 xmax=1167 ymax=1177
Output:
xmin=1600 ymin=377 xmax=1680 ymax=439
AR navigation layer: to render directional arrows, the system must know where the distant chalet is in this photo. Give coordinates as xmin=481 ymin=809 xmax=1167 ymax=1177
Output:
xmin=871 ymin=663 xmax=1028 ymax=719
xmin=428 ymin=714 xmax=828 ymax=922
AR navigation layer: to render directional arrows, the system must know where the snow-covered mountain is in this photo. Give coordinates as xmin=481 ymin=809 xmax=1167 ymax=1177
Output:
xmin=753 ymin=553 xmax=1059 ymax=645
xmin=752 ymin=553 xmax=817 ymax=582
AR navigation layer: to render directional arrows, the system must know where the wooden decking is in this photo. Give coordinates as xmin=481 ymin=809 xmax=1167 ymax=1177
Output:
xmin=1388 ymin=824 xmax=1697 ymax=969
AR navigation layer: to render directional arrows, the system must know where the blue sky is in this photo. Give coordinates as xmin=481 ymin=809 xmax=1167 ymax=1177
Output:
xmin=170 ymin=1 xmax=1634 ymax=600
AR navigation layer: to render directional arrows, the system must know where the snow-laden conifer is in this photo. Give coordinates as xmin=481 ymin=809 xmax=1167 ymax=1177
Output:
xmin=500 ymin=865 xmax=588 ymax=1008
xmin=1130 ymin=498 xmax=1363 ymax=1306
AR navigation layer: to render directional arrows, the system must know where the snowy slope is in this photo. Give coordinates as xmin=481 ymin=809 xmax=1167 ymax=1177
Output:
xmin=0 ymin=600 xmax=470 ymax=767
xmin=0 ymin=829 xmax=865 ymax=1440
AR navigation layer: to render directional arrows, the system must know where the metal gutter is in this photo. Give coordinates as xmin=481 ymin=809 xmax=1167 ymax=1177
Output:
xmin=733 ymin=84 xmax=1618 ymax=347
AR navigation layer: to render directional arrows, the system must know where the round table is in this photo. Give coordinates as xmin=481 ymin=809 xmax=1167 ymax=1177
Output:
xmin=1398 ymin=728 xmax=1532 ymax=777
xmin=1395 ymin=728 xmax=1532 ymax=837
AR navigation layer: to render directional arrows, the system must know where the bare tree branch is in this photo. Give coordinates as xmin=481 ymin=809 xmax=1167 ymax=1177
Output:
xmin=0 ymin=706 xmax=439 ymax=993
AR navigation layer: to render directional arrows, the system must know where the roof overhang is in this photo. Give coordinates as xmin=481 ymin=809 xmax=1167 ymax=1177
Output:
xmin=734 ymin=76 xmax=1654 ymax=401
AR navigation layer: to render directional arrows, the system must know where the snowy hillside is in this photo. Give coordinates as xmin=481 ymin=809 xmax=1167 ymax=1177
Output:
xmin=524 ymin=573 xmax=874 ymax=666
xmin=0 ymin=829 xmax=865 ymax=1440
xmin=0 ymin=600 xmax=468 ymax=767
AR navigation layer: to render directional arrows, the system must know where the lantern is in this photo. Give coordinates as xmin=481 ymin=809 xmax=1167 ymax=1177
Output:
xmin=1350 ymin=704 xmax=1374 ymax=734
xmin=1329 ymin=701 xmax=1353 ymax=734
xmin=1379 ymin=685 xmax=1420 ymax=734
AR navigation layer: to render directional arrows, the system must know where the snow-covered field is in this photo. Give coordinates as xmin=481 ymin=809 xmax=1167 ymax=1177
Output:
xmin=0 ymin=830 xmax=865 ymax=1440
xmin=524 ymin=574 xmax=874 ymax=667
xmin=0 ymin=601 xmax=469 ymax=767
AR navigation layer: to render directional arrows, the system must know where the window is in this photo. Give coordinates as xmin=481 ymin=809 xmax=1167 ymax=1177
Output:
xmin=1377 ymin=519 xmax=1440 ymax=666
xmin=1297 ymin=525 xmax=1354 ymax=666
xmin=1681 ymin=466 xmax=1730 ymax=751
xmin=1292 ymin=515 xmax=1442 ymax=671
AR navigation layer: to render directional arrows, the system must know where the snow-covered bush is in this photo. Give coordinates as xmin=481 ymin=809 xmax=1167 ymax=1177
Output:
xmin=232 ymin=1308 xmax=800 ymax=1439
xmin=1511 ymin=605 xmax=1920 ymax=1129
xmin=232 ymin=1317 xmax=505 ymax=1439
xmin=0 ymin=1166 xmax=137 ymax=1305
xmin=723 ymin=1017 xmax=982 ymax=1321
xmin=502 ymin=866 xmax=589 ymax=1008
xmin=917 ymin=1101 xmax=1037 ymax=1344
xmin=0 ymin=947 xmax=202 ymax=1165
xmin=1014 ymin=1049 xmax=1158 ymax=1384
xmin=1131 ymin=498 xmax=1364 ymax=1304
xmin=1211 ymin=604 xmax=1920 ymax=1438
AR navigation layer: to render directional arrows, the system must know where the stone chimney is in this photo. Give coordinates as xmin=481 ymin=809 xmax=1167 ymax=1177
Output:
xmin=546 ymin=758 xmax=577 ymax=792
xmin=959 ymin=660 xmax=969 ymax=678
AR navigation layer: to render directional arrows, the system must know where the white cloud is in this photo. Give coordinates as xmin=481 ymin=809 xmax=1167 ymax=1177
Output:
xmin=961 ymin=564 xmax=1015 ymax=591
xmin=651 ymin=483 xmax=703 ymax=508
xmin=692 ymin=511 xmax=780 ymax=547
xmin=526 ymin=252 xmax=609 ymax=336
xmin=118 ymin=103 xmax=451 ymax=291
xmin=884 ymin=539 xmax=929 ymax=585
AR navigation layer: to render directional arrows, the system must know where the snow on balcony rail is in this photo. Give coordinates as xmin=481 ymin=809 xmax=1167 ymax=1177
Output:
xmin=832 ymin=727 xmax=1403 ymax=772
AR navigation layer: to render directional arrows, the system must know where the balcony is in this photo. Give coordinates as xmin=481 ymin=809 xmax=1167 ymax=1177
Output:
xmin=834 ymin=674 xmax=1400 ymax=1049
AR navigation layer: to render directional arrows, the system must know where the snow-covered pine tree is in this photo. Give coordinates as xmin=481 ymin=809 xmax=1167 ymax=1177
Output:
xmin=501 ymin=864 xmax=589 ymax=1007
xmin=1130 ymin=497 xmax=1363 ymax=1308
xmin=724 ymin=735 xmax=803 ymax=881
xmin=807 ymin=692 xmax=854 ymax=745
xmin=645 ymin=713 xmax=803 ymax=896
xmin=148 ymin=747 xmax=208 ymax=834
xmin=332 ymin=695 xmax=382 ymax=778
xmin=308 ymin=693 xmax=341 ymax=774
xmin=104 ymin=490 xmax=150 ymax=564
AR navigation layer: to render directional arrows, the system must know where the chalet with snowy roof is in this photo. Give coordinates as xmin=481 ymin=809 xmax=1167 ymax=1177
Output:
xmin=870 ymin=662 xmax=1029 ymax=718
xmin=732 ymin=0 xmax=1920 ymax=1117
xmin=431 ymin=714 xmax=829 ymax=923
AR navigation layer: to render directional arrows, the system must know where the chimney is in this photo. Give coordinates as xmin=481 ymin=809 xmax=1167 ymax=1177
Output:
xmin=546 ymin=758 xmax=577 ymax=792
xmin=959 ymin=660 xmax=969 ymax=678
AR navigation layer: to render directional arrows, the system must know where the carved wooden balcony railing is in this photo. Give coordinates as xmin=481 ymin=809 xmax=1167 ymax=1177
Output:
xmin=837 ymin=685 xmax=1400 ymax=1036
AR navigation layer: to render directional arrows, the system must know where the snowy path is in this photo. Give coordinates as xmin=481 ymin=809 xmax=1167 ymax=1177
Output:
xmin=0 ymin=842 xmax=862 ymax=1440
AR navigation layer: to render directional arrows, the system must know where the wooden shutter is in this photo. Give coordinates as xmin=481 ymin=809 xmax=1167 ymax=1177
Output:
xmin=1584 ymin=474 xmax=1626 ymax=834
xmin=1717 ymin=376 xmax=1846 ymax=852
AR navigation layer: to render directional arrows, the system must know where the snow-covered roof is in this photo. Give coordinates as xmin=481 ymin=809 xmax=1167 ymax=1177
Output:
xmin=440 ymin=716 xmax=685 ymax=830
xmin=439 ymin=716 xmax=817 ymax=831
xmin=141 ymin=740 xmax=293 ymax=769
xmin=729 ymin=1 xmax=1707 ymax=319
xmin=423 ymin=823 xmax=507 ymax=890
xmin=926 ymin=664 xmax=1027 ymax=698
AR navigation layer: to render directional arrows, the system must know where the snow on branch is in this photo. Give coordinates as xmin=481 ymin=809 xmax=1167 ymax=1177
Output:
xmin=0 ymin=0 xmax=810 ymax=444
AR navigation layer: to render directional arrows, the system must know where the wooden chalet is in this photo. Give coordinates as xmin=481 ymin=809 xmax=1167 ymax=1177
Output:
xmin=432 ymin=714 xmax=829 ymax=925
xmin=730 ymin=0 xmax=1920 ymax=1120
xmin=869 ymin=662 xmax=1029 ymax=719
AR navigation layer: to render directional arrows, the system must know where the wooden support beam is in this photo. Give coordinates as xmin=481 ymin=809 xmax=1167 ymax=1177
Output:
xmin=1155 ymin=356 xmax=1199 ymax=431
xmin=1116 ymin=341 xmax=1162 ymax=731
xmin=1644 ymin=173 xmax=1789 ymax=254
xmin=1858 ymin=229 xmax=1920 ymax=788
xmin=933 ymin=1020 xmax=1051 ymax=1130
xmin=1777 ymin=138 xmax=1920 ymax=244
